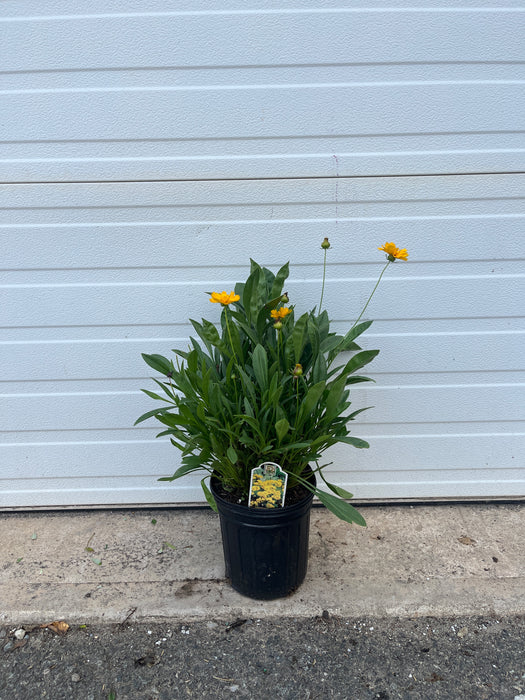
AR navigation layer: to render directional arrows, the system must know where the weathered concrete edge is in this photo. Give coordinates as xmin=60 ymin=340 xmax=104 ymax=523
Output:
xmin=2 ymin=577 xmax=524 ymax=627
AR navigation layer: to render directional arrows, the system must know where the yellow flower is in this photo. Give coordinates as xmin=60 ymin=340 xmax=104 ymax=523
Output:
xmin=378 ymin=242 xmax=408 ymax=262
xmin=270 ymin=307 xmax=292 ymax=319
xmin=209 ymin=291 xmax=240 ymax=305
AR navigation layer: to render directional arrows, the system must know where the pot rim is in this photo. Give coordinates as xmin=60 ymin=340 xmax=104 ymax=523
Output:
xmin=210 ymin=468 xmax=315 ymax=518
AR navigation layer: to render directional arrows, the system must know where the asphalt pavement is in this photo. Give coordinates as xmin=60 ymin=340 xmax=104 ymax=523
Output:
xmin=0 ymin=501 xmax=524 ymax=699
xmin=1 ymin=615 xmax=524 ymax=699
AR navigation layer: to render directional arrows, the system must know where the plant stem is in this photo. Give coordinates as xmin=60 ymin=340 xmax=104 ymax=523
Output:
xmin=295 ymin=378 xmax=300 ymax=427
xmin=351 ymin=260 xmax=390 ymax=330
xmin=276 ymin=328 xmax=282 ymax=380
xmin=224 ymin=307 xmax=237 ymax=364
xmin=319 ymin=247 xmax=328 ymax=312
xmin=224 ymin=307 xmax=239 ymax=404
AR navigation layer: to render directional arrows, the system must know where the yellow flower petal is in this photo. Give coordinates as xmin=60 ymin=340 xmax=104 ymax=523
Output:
xmin=378 ymin=242 xmax=409 ymax=261
xmin=270 ymin=307 xmax=292 ymax=319
xmin=209 ymin=290 xmax=240 ymax=305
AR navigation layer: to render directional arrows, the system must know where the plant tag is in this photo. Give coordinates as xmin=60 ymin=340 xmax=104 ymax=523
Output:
xmin=249 ymin=462 xmax=288 ymax=508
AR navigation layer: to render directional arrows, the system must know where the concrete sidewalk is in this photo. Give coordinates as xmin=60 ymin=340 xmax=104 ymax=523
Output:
xmin=0 ymin=503 xmax=523 ymax=626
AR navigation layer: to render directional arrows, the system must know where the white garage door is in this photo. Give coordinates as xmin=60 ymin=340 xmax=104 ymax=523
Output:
xmin=1 ymin=2 xmax=524 ymax=507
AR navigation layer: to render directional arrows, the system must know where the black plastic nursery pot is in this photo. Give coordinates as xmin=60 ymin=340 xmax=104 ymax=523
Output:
xmin=211 ymin=474 xmax=315 ymax=600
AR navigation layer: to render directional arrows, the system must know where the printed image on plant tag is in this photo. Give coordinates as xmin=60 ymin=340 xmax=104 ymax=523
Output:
xmin=249 ymin=462 xmax=288 ymax=508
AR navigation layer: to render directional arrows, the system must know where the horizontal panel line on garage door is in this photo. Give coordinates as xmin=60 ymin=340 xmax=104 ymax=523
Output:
xmin=3 ymin=152 xmax=525 ymax=165
xmin=3 ymin=129 xmax=524 ymax=145
xmin=5 ymin=420 xmax=524 ymax=434
xmin=3 ymin=213 xmax=524 ymax=229
xmin=3 ymin=318 xmax=524 ymax=331
xmin=3 ymin=192 xmax=525 ymax=208
xmin=3 ymin=470 xmax=524 ymax=485
xmin=5 ymin=79 xmax=525 ymax=95
xmin=3 ymin=381 xmax=525 ymax=399
xmin=2 ymin=202 xmax=524 ymax=219
xmin=5 ymin=8 xmax=525 ymax=20
xmin=2 ymin=422 xmax=523 ymax=436
xmin=3 ymin=272 xmax=524 ymax=289
xmin=3 ymin=328 xmax=523 ymax=342
xmin=3 ymin=172 xmax=525 ymax=187
xmin=2 ymin=62 xmax=525 ymax=80
xmin=2 ymin=421 xmax=523 ymax=441
xmin=4 ymin=431 xmax=525 ymax=447
xmin=3 ymin=372 xmax=525 ymax=390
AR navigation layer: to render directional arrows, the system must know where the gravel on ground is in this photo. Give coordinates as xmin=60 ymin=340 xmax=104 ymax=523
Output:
xmin=1 ymin=614 xmax=524 ymax=699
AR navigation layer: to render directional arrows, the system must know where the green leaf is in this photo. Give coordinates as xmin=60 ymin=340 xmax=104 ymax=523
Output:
xmin=134 ymin=406 xmax=172 ymax=425
xmin=274 ymin=418 xmax=290 ymax=443
xmin=200 ymin=319 xmax=223 ymax=348
xmin=346 ymin=407 xmax=374 ymax=421
xmin=292 ymin=313 xmax=308 ymax=363
xmin=156 ymin=413 xmax=188 ymax=429
xmin=307 ymin=316 xmax=320 ymax=360
xmin=341 ymin=349 xmax=380 ymax=376
xmin=298 ymin=381 xmax=326 ymax=424
xmin=243 ymin=396 xmax=255 ymax=418
xmin=319 ymin=335 xmax=343 ymax=354
xmin=345 ymin=375 xmax=375 ymax=385
xmin=324 ymin=373 xmax=347 ymax=423
xmin=340 ymin=320 xmax=374 ymax=347
xmin=338 ymin=436 xmax=370 ymax=449
xmin=237 ymin=367 xmax=257 ymax=403
xmin=243 ymin=264 xmax=263 ymax=322
xmin=312 ymin=352 xmax=328 ymax=384
xmin=227 ymin=446 xmax=238 ymax=464
xmin=270 ymin=262 xmax=290 ymax=299
xmin=152 ymin=378 xmax=177 ymax=399
xmin=278 ymin=441 xmax=312 ymax=452
xmin=158 ymin=460 xmax=202 ymax=482
xmin=320 ymin=475 xmax=354 ymax=500
xmin=91 ymin=557 xmax=102 ymax=566
xmin=315 ymin=489 xmax=366 ymax=526
xmin=201 ymin=477 xmax=218 ymax=513
xmin=252 ymin=344 xmax=268 ymax=391
xmin=142 ymin=353 xmax=172 ymax=376
xmin=141 ymin=389 xmax=167 ymax=402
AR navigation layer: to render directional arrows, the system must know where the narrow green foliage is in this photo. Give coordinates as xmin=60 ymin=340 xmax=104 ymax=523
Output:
xmin=275 ymin=418 xmax=290 ymax=443
xmin=315 ymin=489 xmax=367 ymax=527
xmin=201 ymin=477 xmax=218 ymax=513
xmin=141 ymin=353 xmax=173 ymax=376
xmin=137 ymin=258 xmax=388 ymax=523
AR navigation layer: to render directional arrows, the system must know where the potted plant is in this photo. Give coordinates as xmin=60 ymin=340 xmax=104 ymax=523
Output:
xmin=136 ymin=240 xmax=408 ymax=599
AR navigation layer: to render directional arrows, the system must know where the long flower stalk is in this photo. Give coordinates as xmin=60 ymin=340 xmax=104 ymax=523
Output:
xmin=351 ymin=260 xmax=390 ymax=330
xmin=318 ymin=237 xmax=330 ymax=312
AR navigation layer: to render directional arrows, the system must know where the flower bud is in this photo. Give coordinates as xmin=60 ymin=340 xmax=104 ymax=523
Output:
xmin=280 ymin=292 xmax=289 ymax=304
xmin=273 ymin=321 xmax=283 ymax=331
xmin=292 ymin=363 xmax=303 ymax=378
xmin=321 ymin=237 xmax=331 ymax=250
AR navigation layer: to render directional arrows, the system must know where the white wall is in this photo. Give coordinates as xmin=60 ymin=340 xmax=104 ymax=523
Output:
xmin=1 ymin=2 xmax=524 ymax=506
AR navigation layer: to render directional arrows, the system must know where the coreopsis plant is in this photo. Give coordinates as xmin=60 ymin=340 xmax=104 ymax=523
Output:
xmin=136 ymin=241 xmax=408 ymax=525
